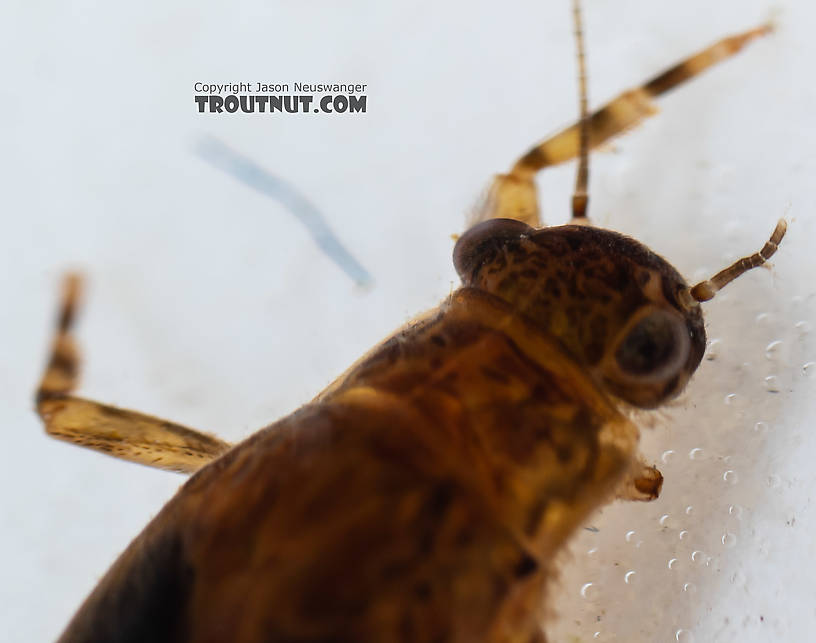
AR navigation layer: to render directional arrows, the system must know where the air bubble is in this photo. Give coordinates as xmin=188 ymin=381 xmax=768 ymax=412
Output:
xmin=689 ymin=448 xmax=704 ymax=460
xmin=676 ymin=628 xmax=695 ymax=642
xmin=685 ymin=505 xmax=694 ymax=516
xmin=662 ymin=449 xmax=676 ymax=464
xmin=625 ymin=530 xmax=636 ymax=543
xmin=723 ymin=470 xmax=738 ymax=485
xmin=764 ymin=375 xmax=780 ymax=393
xmin=722 ymin=532 xmax=737 ymax=547
xmin=691 ymin=550 xmax=705 ymax=564
xmin=754 ymin=421 xmax=769 ymax=433
xmin=593 ymin=633 xmax=601 ymax=640
xmin=724 ymin=393 xmax=739 ymax=406
xmin=668 ymin=558 xmax=678 ymax=570
xmin=659 ymin=514 xmax=671 ymax=527
xmin=765 ymin=340 xmax=783 ymax=359
xmin=580 ymin=582 xmax=595 ymax=599
xmin=679 ymin=530 xmax=689 ymax=541
xmin=624 ymin=570 xmax=636 ymax=584
xmin=682 ymin=582 xmax=697 ymax=593
xmin=795 ymin=320 xmax=812 ymax=334
xmin=767 ymin=475 xmax=781 ymax=489
xmin=755 ymin=312 xmax=770 ymax=324
xmin=803 ymin=362 xmax=816 ymax=378
xmin=728 ymin=504 xmax=743 ymax=519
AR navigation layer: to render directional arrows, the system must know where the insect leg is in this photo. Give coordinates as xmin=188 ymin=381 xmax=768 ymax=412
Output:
xmin=35 ymin=275 xmax=231 ymax=474
xmin=472 ymin=24 xmax=770 ymax=228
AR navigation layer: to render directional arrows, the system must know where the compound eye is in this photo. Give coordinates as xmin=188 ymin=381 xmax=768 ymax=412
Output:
xmin=453 ymin=218 xmax=533 ymax=281
xmin=615 ymin=310 xmax=689 ymax=378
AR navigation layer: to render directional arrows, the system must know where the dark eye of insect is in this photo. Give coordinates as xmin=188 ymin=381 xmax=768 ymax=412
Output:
xmin=615 ymin=312 xmax=683 ymax=376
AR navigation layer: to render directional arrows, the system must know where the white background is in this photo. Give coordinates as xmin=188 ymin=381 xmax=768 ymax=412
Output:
xmin=2 ymin=1 xmax=814 ymax=641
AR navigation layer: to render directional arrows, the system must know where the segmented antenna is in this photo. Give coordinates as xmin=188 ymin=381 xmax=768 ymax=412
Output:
xmin=571 ymin=0 xmax=590 ymax=220
xmin=679 ymin=219 xmax=787 ymax=306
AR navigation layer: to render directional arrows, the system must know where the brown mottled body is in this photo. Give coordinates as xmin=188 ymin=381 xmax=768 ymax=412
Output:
xmin=57 ymin=220 xmax=707 ymax=642
xmin=37 ymin=18 xmax=782 ymax=643
xmin=61 ymin=287 xmax=636 ymax=643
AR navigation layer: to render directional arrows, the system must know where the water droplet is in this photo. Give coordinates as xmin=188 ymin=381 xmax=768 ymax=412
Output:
xmin=685 ymin=505 xmax=694 ymax=516
xmin=676 ymin=628 xmax=695 ymax=642
xmin=795 ymin=320 xmax=812 ymax=334
xmin=691 ymin=550 xmax=705 ymax=564
xmin=689 ymin=448 xmax=704 ymax=460
xmin=662 ymin=449 xmax=676 ymax=464
xmin=723 ymin=470 xmax=738 ymax=485
xmin=722 ymin=532 xmax=737 ymax=547
xmin=659 ymin=514 xmax=671 ymax=527
xmin=765 ymin=340 xmax=783 ymax=359
xmin=706 ymin=338 xmax=721 ymax=361
xmin=803 ymin=362 xmax=816 ymax=378
xmin=679 ymin=530 xmax=689 ymax=541
xmin=668 ymin=558 xmax=678 ymax=570
xmin=754 ymin=421 xmax=769 ymax=433
xmin=764 ymin=375 xmax=780 ymax=393
xmin=724 ymin=393 xmax=739 ymax=406
xmin=755 ymin=312 xmax=770 ymax=324
xmin=580 ymin=582 xmax=595 ymax=599
xmin=683 ymin=582 xmax=697 ymax=593
xmin=624 ymin=570 xmax=636 ymax=584
xmin=728 ymin=504 xmax=743 ymax=519
xmin=593 ymin=633 xmax=601 ymax=640
xmin=625 ymin=530 xmax=636 ymax=543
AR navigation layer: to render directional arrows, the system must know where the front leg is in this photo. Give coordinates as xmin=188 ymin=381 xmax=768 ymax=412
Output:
xmin=471 ymin=24 xmax=770 ymax=228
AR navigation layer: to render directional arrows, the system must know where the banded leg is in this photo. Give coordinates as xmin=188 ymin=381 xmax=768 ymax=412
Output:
xmin=35 ymin=275 xmax=231 ymax=474
xmin=472 ymin=24 xmax=771 ymax=227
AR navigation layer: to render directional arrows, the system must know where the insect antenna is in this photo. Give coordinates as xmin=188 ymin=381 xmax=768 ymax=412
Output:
xmin=680 ymin=219 xmax=787 ymax=306
xmin=571 ymin=0 xmax=590 ymax=222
